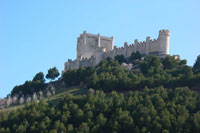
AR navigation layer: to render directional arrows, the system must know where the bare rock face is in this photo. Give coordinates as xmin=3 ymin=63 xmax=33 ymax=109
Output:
xmin=121 ymin=63 xmax=133 ymax=70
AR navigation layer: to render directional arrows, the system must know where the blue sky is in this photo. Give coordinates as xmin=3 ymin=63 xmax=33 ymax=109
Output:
xmin=0 ymin=0 xmax=200 ymax=98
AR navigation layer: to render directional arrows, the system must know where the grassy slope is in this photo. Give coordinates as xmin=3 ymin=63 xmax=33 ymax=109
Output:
xmin=45 ymin=85 xmax=88 ymax=105
xmin=0 ymin=85 xmax=88 ymax=113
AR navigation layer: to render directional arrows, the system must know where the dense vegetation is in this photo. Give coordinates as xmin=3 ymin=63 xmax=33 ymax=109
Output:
xmin=1 ymin=87 xmax=200 ymax=133
xmin=2 ymin=53 xmax=200 ymax=132
xmin=63 ymin=54 xmax=200 ymax=91
xmin=10 ymin=67 xmax=59 ymax=97
xmin=11 ymin=72 xmax=46 ymax=97
xmin=10 ymin=53 xmax=200 ymax=97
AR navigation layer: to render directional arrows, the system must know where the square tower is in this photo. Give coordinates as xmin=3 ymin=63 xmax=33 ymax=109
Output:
xmin=77 ymin=31 xmax=114 ymax=59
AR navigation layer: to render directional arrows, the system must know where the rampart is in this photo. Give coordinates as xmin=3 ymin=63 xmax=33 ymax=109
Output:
xmin=63 ymin=30 xmax=170 ymax=73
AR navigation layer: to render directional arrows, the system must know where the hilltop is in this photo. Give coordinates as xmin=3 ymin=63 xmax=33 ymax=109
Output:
xmin=1 ymin=53 xmax=200 ymax=132
xmin=1 ymin=53 xmax=200 ymax=110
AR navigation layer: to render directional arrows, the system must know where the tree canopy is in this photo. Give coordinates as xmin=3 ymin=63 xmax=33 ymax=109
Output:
xmin=32 ymin=72 xmax=45 ymax=83
xmin=63 ymin=54 xmax=200 ymax=91
xmin=11 ymin=72 xmax=45 ymax=97
xmin=4 ymin=53 xmax=200 ymax=132
xmin=1 ymin=87 xmax=200 ymax=133
xmin=129 ymin=51 xmax=142 ymax=62
xmin=114 ymin=55 xmax=126 ymax=64
xmin=193 ymin=55 xmax=200 ymax=74
xmin=46 ymin=67 xmax=60 ymax=81
xmin=10 ymin=54 xmax=200 ymax=98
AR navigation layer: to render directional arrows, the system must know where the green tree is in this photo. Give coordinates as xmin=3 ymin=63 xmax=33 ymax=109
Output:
xmin=114 ymin=109 xmax=134 ymax=132
xmin=193 ymin=55 xmax=200 ymax=74
xmin=129 ymin=51 xmax=142 ymax=61
xmin=16 ymin=124 xmax=26 ymax=133
xmin=114 ymin=55 xmax=126 ymax=64
xmin=11 ymin=72 xmax=46 ymax=96
xmin=32 ymin=72 xmax=45 ymax=92
xmin=181 ymin=66 xmax=193 ymax=77
xmin=33 ymin=72 xmax=45 ymax=83
xmin=162 ymin=56 xmax=179 ymax=70
xmin=95 ymin=113 xmax=107 ymax=132
xmin=180 ymin=59 xmax=187 ymax=66
xmin=46 ymin=67 xmax=60 ymax=81
xmin=0 ymin=127 xmax=10 ymax=133
xmin=77 ymin=122 xmax=90 ymax=133
xmin=53 ymin=120 xmax=66 ymax=132
xmin=140 ymin=55 xmax=161 ymax=75
xmin=67 ymin=124 xmax=74 ymax=133
xmin=192 ymin=112 xmax=200 ymax=132
xmin=61 ymin=111 xmax=71 ymax=124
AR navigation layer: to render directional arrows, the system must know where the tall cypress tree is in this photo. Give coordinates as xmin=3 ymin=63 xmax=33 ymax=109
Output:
xmin=193 ymin=55 xmax=200 ymax=74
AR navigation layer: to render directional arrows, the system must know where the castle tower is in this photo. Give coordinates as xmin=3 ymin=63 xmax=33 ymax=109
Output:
xmin=146 ymin=36 xmax=151 ymax=55
xmin=77 ymin=31 xmax=114 ymax=60
xmin=158 ymin=30 xmax=170 ymax=56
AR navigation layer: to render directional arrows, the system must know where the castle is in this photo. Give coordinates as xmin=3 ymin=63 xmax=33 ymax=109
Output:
xmin=63 ymin=30 xmax=170 ymax=73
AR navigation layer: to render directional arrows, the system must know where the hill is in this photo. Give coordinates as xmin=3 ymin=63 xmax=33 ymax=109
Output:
xmin=0 ymin=84 xmax=88 ymax=113
xmin=1 ymin=87 xmax=200 ymax=132
xmin=1 ymin=53 xmax=200 ymax=132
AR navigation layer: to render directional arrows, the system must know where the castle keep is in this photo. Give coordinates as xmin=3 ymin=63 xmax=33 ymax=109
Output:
xmin=63 ymin=30 xmax=170 ymax=72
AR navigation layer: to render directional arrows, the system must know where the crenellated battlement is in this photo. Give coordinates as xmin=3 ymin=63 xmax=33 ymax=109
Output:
xmin=159 ymin=29 xmax=170 ymax=36
xmin=79 ymin=31 xmax=113 ymax=41
xmin=63 ymin=29 xmax=170 ymax=72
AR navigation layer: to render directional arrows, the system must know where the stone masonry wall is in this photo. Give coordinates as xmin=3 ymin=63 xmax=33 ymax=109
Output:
xmin=63 ymin=30 xmax=170 ymax=73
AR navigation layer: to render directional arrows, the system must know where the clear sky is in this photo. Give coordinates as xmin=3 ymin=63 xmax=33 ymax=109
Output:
xmin=0 ymin=0 xmax=200 ymax=98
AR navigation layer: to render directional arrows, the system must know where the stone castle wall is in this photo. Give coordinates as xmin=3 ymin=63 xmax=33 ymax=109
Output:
xmin=77 ymin=31 xmax=114 ymax=59
xmin=63 ymin=30 xmax=170 ymax=73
